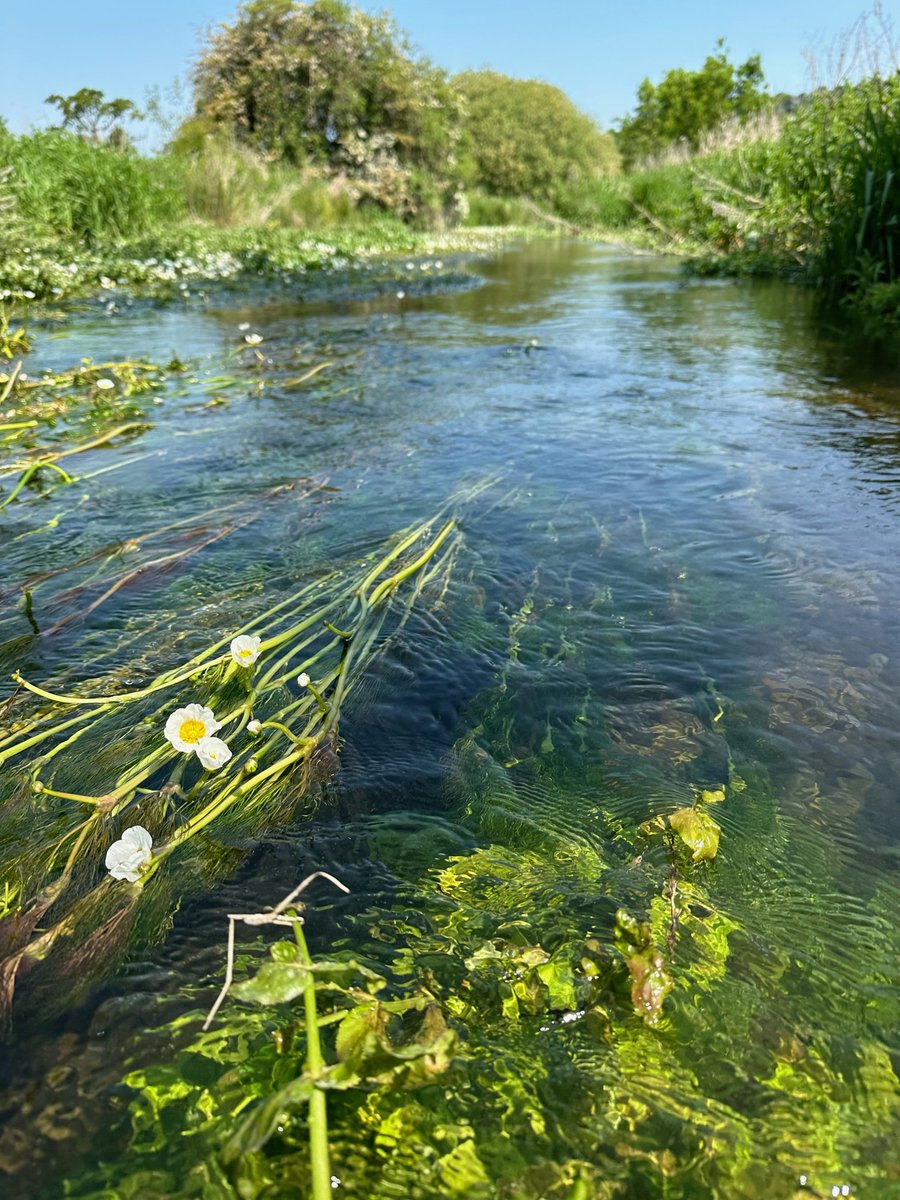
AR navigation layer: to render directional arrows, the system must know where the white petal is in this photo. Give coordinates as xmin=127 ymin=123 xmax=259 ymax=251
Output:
xmin=120 ymin=825 xmax=153 ymax=852
xmin=196 ymin=736 xmax=232 ymax=771
xmin=183 ymin=702 xmax=221 ymax=732
xmin=164 ymin=703 xmax=221 ymax=752
xmin=230 ymin=635 xmax=261 ymax=666
xmin=106 ymin=832 xmax=152 ymax=882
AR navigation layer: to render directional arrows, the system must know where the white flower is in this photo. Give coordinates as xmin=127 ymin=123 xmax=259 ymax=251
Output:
xmin=396 ymin=290 xmax=405 ymax=300
xmin=95 ymin=378 xmax=115 ymax=391
xmin=106 ymin=825 xmax=153 ymax=882
xmin=238 ymin=322 xmax=250 ymax=331
xmin=297 ymin=672 xmax=310 ymax=688
xmin=196 ymin=736 xmax=232 ymax=770
xmin=247 ymin=718 xmax=262 ymax=734
xmin=230 ymin=634 xmax=261 ymax=667
xmin=164 ymin=703 xmax=221 ymax=753
xmin=244 ymin=333 xmax=263 ymax=346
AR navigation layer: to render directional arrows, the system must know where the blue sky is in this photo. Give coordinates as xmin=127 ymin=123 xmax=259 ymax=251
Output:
xmin=1 ymin=0 xmax=888 ymax=147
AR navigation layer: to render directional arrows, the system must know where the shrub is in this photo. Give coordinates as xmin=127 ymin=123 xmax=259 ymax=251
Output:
xmin=760 ymin=74 xmax=900 ymax=294
xmin=456 ymin=71 xmax=618 ymax=208
xmin=190 ymin=0 xmax=463 ymax=223
xmin=618 ymin=41 xmax=770 ymax=168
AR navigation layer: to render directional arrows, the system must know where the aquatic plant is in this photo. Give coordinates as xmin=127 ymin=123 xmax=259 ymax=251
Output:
xmin=0 ymin=501 xmax=469 ymax=1026
xmin=0 ymin=354 xmax=182 ymax=512
xmin=0 ymin=221 xmax=526 ymax=303
xmin=0 ymin=304 xmax=32 ymax=359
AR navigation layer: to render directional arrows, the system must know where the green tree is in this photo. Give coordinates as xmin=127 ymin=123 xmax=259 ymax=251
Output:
xmin=456 ymin=71 xmax=619 ymax=207
xmin=617 ymin=41 xmax=768 ymax=166
xmin=189 ymin=0 xmax=462 ymax=221
xmin=45 ymin=87 xmax=142 ymax=146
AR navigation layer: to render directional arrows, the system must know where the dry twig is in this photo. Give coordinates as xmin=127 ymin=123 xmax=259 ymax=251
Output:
xmin=203 ymin=871 xmax=350 ymax=1030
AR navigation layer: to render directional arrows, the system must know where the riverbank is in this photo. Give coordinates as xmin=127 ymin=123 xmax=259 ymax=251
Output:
xmin=580 ymin=72 xmax=900 ymax=331
xmin=0 ymin=221 xmax=537 ymax=305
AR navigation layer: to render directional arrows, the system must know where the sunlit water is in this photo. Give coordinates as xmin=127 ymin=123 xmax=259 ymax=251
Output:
xmin=1 ymin=241 xmax=899 ymax=1198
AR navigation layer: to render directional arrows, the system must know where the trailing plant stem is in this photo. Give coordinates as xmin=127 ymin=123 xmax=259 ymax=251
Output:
xmin=292 ymin=912 xmax=332 ymax=1200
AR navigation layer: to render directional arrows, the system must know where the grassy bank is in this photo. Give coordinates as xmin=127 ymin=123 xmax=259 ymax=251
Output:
xmin=0 ymin=130 xmax=537 ymax=304
xmin=587 ymin=74 xmax=900 ymax=327
xmin=3 ymin=68 xmax=900 ymax=328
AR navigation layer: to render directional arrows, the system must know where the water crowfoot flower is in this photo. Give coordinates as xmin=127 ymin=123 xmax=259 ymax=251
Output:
xmin=95 ymin=378 xmax=115 ymax=391
xmin=247 ymin=718 xmax=262 ymax=734
xmin=196 ymin=736 xmax=232 ymax=771
xmin=244 ymin=333 xmax=263 ymax=346
xmin=164 ymin=703 xmax=221 ymax=753
xmin=106 ymin=825 xmax=153 ymax=882
xmin=297 ymin=672 xmax=310 ymax=688
xmin=230 ymin=634 xmax=261 ymax=667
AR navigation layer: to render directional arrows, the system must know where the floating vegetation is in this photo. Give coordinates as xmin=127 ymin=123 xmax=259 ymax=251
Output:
xmin=0 ymin=304 xmax=32 ymax=359
xmin=0 ymin=335 xmax=314 ymax=512
xmin=0 ymin=501 xmax=467 ymax=1028
xmin=0 ymin=356 xmax=170 ymax=512
xmin=0 ymin=224 xmax=529 ymax=303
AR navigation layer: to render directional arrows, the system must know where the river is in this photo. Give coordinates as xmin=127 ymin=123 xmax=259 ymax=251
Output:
xmin=1 ymin=240 xmax=898 ymax=1198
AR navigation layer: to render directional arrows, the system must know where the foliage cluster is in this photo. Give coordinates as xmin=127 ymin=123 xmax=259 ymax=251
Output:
xmin=614 ymin=71 xmax=900 ymax=324
xmin=46 ymin=495 xmax=900 ymax=1199
xmin=754 ymin=72 xmax=900 ymax=299
xmin=0 ymin=125 xmax=184 ymax=247
xmin=455 ymin=71 xmax=619 ymax=208
xmin=190 ymin=0 xmax=464 ymax=224
xmin=617 ymin=40 xmax=770 ymax=168
xmin=45 ymin=86 xmax=143 ymax=147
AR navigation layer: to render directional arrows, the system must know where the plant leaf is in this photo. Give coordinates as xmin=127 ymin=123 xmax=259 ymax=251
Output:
xmin=232 ymin=961 xmax=310 ymax=1005
xmin=669 ymin=806 xmax=721 ymax=861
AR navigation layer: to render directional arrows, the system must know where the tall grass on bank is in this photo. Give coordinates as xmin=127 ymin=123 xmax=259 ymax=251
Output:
xmin=634 ymin=110 xmax=784 ymax=171
xmin=177 ymin=137 xmax=357 ymax=228
xmin=609 ymin=72 xmax=900 ymax=322
xmin=0 ymin=130 xmax=185 ymax=244
xmin=763 ymin=74 xmax=900 ymax=298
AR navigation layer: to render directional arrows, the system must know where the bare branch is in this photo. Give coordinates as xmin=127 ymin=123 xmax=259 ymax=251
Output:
xmin=203 ymin=871 xmax=350 ymax=1030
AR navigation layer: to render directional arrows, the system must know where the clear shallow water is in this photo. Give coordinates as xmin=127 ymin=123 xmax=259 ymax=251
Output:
xmin=0 ymin=241 xmax=899 ymax=1198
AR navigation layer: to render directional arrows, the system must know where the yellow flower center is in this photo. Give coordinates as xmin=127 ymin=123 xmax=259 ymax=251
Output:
xmin=239 ymin=649 xmax=253 ymax=660
xmin=179 ymin=718 xmax=207 ymax=744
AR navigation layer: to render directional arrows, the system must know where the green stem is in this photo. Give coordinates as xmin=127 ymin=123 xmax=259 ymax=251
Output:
xmin=368 ymin=520 xmax=455 ymax=606
xmin=0 ymin=460 xmax=74 ymax=510
xmin=292 ymin=914 xmax=332 ymax=1200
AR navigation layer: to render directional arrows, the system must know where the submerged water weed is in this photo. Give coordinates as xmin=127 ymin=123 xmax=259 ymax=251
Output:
xmin=0 ymin=495 xmax=476 ymax=1026
xmin=22 ymin=492 xmax=900 ymax=1200
xmin=0 ymin=336 xmax=294 ymax=513
xmin=0 ymin=355 xmax=172 ymax=512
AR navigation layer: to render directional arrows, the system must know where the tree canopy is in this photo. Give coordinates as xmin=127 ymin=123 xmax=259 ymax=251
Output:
xmin=45 ymin=88 xmax=142 ymax=146
xmin=617 ymin=41 xmax=769 ymax=166
xmin=456 ymin=71 xmax=618 ymax=206
xmin=189 ymin=0 xmax=462 ymax=219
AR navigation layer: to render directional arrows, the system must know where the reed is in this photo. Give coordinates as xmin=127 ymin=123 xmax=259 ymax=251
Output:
xmin=2 ymin=130 xmax=185 ymax=244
